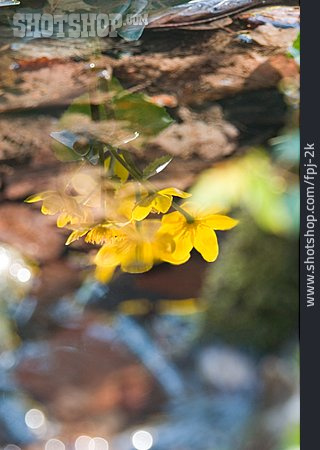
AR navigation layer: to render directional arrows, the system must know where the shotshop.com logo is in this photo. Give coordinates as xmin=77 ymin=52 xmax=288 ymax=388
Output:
xmin=12 ymin=13 xmax=149 ymax=38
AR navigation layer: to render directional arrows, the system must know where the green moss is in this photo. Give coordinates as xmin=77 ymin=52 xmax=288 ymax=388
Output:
xmin=202 ymin=215 xmax=298 ymax=352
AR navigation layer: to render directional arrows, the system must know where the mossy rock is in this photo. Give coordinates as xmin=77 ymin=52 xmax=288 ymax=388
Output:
xmin=202 ymin=215 xmax=298 ymax=352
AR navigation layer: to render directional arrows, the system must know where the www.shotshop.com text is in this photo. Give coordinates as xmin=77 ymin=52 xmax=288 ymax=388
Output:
xmin=303 ymin=143 xmax=317 ymax=307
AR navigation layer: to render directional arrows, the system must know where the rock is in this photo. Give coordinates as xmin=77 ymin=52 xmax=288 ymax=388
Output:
xmin=2 ymin=164 xmax=65 ymax=201
xmin=0 ymin=203 xmax=65 ymax=263
xmin=31 ymin=260 xmax=83 ymax=304
xmin=250 ymin=24 xmax=298 ymax=48
xmin=15 ymin=316 xmax=163 ymax=422
xmin=0 ymin=56 xmax=112 ymax=113
xmin=0 ymin=8 xmax=299 ymax=195
xmin=150 ymin=119 xmax=238 ymax=160
xmin=238 ymin=5 xmax=300 ymax=30
xmin=113 ymin=12 xmax=299 ymax=104
xmin=0 ymin=115 xmax=56 ymax=165
xmin=200 ymin=51 xmax=298 ymax=101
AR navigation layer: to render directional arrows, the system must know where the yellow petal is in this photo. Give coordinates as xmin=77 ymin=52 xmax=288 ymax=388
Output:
xmin=65 ymin=229 xmax=89 ymax=245
xmin=105 ymin=155 xmax=129 ymax=183
xmin=121 ymin=242 xmax=154 ymax=274
xmin=94 ymin=244 xmax=121 ymax=267
xmin=25 ymin=191 xmax=58 ymax=203
xmin=72 ymin=173 xmax=97 ymax=196
xmin=141 ymin=219 xmax=161 ymax=238
xmin=86 ymin=225 xmax=112 ymax=244
xmin=117 ymin=197 xmax=136 ymax=221
xmin=153 ymin=194 xmax=172 ymax=214
xmin=114 ymin=158 xmax=129 ymax=183
xmin=25 ymin=192 xmax=52 ymax=203
xmin=194 ymin=225 xmax=219 ymax=262
xmin=41 ymin=195 xmax=63 ymax=215
xmin=171 ymin=230 xmax=193 ymax=263
xmin=161 ymin=211 xmax=186 ymax=228
xmin=203 ymin=214 xmax=239 ymax=230
xmin=153 ymin=232 xmax=175 ymax=262
xmin=131 ymin=193 xmax=156 ymax=221
xmin=132 ymin=203 xmax=153 ymax=221
xmin=158 ymin=188 xmax=191 ymax=199
xmin=57 ymin=213 xmax=72 ymax=228
xmin=95 ymin=264 xmax=116 ymax=283
xmin=104 ymin=156 xmax=111 ymax=170
xmin=162 ymin=249 xmax=191 ymax=265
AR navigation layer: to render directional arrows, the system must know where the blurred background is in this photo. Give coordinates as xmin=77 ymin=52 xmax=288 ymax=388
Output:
xmin=0 ymin=1 xmax=299 ymax=449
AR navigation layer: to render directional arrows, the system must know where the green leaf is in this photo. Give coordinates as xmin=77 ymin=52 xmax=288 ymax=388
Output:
xmin=112 ymin=91 xmax=174 ymax=136
xmin=244 ymin=171 xmax=293 ymax=236
xmin=107 ymin=76 xmax=124 ymax=95
xmin=51 ymin=77 xmax=173 ymax=164
xmin=143 ymin=155 xmax=173 ymax=179
xmin=51 ymin=130 xmax=79 ymax=149
xmin=51 ymin=130 xmax=83 ymax=161
xmin=190 ymin=149 xmax=299 ymax=237
xmin=57 ymin=77 xmax=173 ymax=142
xmin=51 ymin=130 xmax=100 ymax=163
xmin=288 ymin=32 xmax=300 ymax=64
xmin=293 ymin=32 xmax=300 ymax=51
xmin=64 ymin=93 xmax=109 ymax=120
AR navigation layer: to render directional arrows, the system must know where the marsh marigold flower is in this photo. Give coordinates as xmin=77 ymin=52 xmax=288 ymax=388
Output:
xmin=94 ymin=220 xmax=178 ymax=282
xmin=25 ymin=191 xmax=93 ymax=228
xmin=132 ymin=187 xmax=191 ymax=221
xmin=160 ymin=203 xmax=238 ymax=263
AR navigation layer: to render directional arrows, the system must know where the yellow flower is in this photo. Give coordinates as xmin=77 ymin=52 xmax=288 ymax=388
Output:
xmin=160 ymin=203 xmax=238 ymax=263
xmin=25 ymin=191 xmax=93 ymax=228
xmin=132 ymin=187 xmax=191 ymax=221
xmin=94 ymin=220 xmax=176 ymax=282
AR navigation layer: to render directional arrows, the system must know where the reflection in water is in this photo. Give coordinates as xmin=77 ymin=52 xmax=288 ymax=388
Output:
xmin=0 ymin=267 xmax=299 ymax=449
xmin=0 ymin=6 xmax=299 ymax=446
xmin=92 ymin=314 xmax=187 ymax=398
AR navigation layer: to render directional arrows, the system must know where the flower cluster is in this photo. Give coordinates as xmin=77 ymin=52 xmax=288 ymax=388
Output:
xmin=26 ymin=77 xmax=238 ymax=282
xmin=26 ymin=164 xmax=238 ymax=282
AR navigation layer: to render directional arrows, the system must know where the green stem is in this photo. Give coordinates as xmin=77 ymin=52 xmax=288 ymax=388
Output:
xmin=98 ymin=145 xmax=105 ymax=166
xmin=108 ymin=146 xmax=142 ymax=181
xmin=172 ymin=201 xmax=194 ymax=223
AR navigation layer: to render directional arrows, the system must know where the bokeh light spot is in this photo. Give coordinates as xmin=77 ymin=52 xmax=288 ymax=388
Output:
xmin=132 ymin=430 xmax=153 ymax=450
xmin=75 ymin=435 xmax=92 ymax=450
xmin=16 ymin=267 xmax=32 ymax=283
xmin=45 ymin=439 xmax=65 ymax=450
xmin=25 ymin=408 xmax=45 ymax=429
xmin=90 ymin=437 xmax=109 ymax=450
xmin=0 ymin=248 xmax=10 ymax=272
